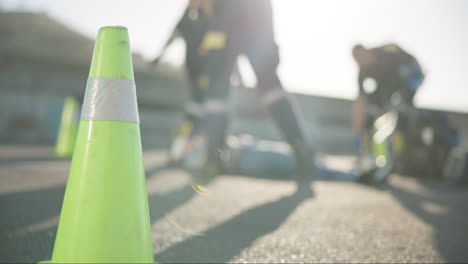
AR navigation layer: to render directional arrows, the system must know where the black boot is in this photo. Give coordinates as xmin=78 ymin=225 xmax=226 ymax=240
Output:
xmin=291 ymin=140 xmax=316 ymax=180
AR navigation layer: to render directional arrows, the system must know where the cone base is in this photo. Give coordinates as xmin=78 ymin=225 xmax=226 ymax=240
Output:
xmin=50 ymin=121 xmax=153 ymax=263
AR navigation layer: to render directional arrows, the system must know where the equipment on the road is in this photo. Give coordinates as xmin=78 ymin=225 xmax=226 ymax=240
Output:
xmin=357 ymin=95 xmax=463 ymax=184
xmin=178 ymin=133 xmax=360 ymax=182
xmin=179 ymin=133 xmax=301 ymax=178
xmin=54 ymin=96 xmax=79 ymax=158
xmin=222 ymin=135 xmax=298 ymax=176
xmin=443 ymin=146 xmax=468 ymax=184
xmin=354 ymin=88 xmax=403 ymax=184
xmin=178 ymin=133 xmax=319 ymax=179
xmin=395 ymin=109 xmax=463 ymax=181
xmin=356 ymin=108 xmax=397 ymax=184
xmin=42 ymin=26 xmax=154 ymax=263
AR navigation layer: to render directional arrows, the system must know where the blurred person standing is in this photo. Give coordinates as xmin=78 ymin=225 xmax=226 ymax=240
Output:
xmin=152 ymin=2 xmax=208 ymax=164
xmin=188 ymin=0 xmax=314 ymax=179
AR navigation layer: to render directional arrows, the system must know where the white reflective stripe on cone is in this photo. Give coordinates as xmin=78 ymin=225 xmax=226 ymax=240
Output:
xmin=204 ymin=100 xmax=228 ymax=114
xmin=81 ymin=77 xmax=140 ymax=123
xmin=261 ymin=88 xmax=285 ymax=106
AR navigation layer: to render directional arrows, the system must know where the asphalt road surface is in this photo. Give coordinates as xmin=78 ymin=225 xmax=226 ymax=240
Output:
xmin=1 ymin=145 xmax=468 ymax=263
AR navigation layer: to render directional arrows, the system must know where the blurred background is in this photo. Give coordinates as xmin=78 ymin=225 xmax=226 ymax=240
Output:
xmin=1 ymin=1 xmax=468 ymax=263
xmin=1 ymin=0 xmax=467 ymax=151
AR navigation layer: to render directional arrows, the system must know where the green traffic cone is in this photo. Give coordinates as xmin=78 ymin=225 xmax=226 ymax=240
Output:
xmin=54 ymin=96 xmax=79 ymax=158
xmin=43 ymin=26 xmax=154 ymax=263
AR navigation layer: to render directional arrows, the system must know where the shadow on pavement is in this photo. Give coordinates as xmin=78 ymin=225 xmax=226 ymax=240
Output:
xmin=0 ymin=163 xmax=199 ymax=263
xmin=145 ymin=163 xmax=213 ymax=223
xmin=145 ymin=163 xmax=171 ymax=179
xmin=0 ymin=184 xmax=66 ymax=263
xmin=387 ymin=181 xmax=468 ymax=262
xmin=155 ymin=180 xmax=314 ymax=263
xmin=148 ymin=179 xmax=214 ymax=225
xmin=0 ymin=156 xmax=63 ymax=165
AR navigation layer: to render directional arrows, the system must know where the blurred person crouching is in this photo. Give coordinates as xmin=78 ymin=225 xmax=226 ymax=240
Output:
xmin=351 ymin=43 xmax=462 ymax=182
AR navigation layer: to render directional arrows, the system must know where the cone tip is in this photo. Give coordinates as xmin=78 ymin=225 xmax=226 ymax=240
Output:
xmin=89 ymin=25 xmax=134 ymax=80
xmin=98 ymin=25 xmax=128 ymax=33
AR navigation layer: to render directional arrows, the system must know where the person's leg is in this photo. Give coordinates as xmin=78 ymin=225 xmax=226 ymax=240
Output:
xmin=233 ymin=0 xmax=312 ymax=174
xmin=197 ymin=30 xmax=237 ymax=173
xmin=180 ymin=0 xmax=240 ymax=178
xmin=168 ymin=70 xmax=206 ymax=164
xmin=245 ymin=41 xmax=312 ymax=177
xmin=258 ymin=78 xmax=307 ymax=153
xmin=184 ymin=68 xmax=206 ymax=135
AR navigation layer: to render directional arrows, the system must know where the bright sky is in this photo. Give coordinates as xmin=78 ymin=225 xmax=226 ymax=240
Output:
xmin=3 ymin=0 xmax=467 ymax=112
